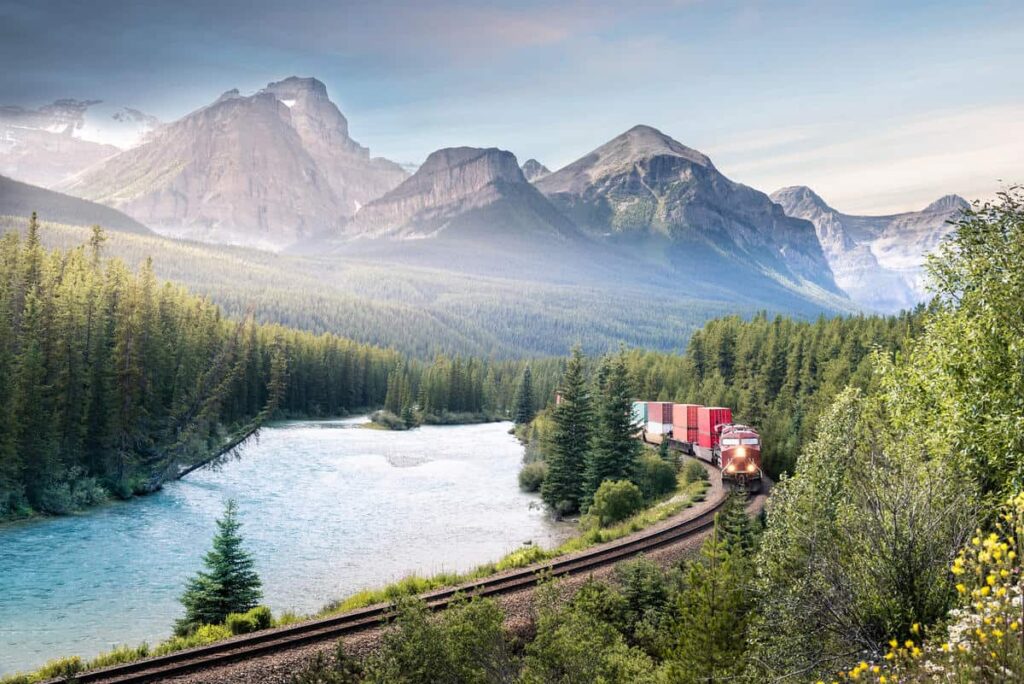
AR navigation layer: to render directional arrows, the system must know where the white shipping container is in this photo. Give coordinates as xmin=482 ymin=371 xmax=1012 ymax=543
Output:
xmin=646 ymin=421 xmax=672 ymax=435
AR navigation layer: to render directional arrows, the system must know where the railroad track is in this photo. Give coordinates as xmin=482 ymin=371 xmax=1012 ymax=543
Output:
xmin=49 ymin=486 xmax=743 ymax=684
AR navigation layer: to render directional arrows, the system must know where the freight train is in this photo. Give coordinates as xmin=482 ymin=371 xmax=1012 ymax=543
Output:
xmin=632 ymin=401 xmax=763 ymax=492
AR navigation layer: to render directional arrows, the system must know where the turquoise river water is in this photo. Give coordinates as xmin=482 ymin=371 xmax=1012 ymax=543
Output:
xmin=0 ymin=418 xmax=572 ymax=676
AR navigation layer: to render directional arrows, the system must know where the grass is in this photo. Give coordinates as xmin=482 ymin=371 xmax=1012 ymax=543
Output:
xmin=0 ymin=460 xmax=710 ymax=684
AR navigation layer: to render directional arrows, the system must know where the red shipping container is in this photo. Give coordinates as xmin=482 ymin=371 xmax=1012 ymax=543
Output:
xmin=647 ymin=402 xmax=674 ymax=425
xmin=697 ymin=407 xmax=733 ymax=449
xmin=673 ymin=404 xmax=702 ymax=443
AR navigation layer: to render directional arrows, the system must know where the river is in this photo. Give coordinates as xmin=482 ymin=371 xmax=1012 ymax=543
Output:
xmin=0 ymin=418 xmax=572 ymax=676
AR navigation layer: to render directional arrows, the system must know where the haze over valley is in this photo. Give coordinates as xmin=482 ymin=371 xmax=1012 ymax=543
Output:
xmin=0 ymin=74 xmax=972 ymax=352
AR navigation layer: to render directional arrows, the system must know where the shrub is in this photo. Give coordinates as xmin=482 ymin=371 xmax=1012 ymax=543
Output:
xmin=226 ymin=605 xmax=272 ymax=635
xmin=87 ymin=643 xmax=150 ymax=668
xmin=683 ymin=460 xmax=707 ymax=484
xmin=369 ymin=410 xmax=408 ymax=431
xmin=33 ymin=656 xmax=83 ymax=681
xmin=590 ymin=480 xmax=644 ymax=527
xmin=518 ymin=461 xmax=548 ymax=492
xmin=153 ymin=624 xmax=232 ymax=657
xmin=632 ymin=455 xmax=677 ymax=501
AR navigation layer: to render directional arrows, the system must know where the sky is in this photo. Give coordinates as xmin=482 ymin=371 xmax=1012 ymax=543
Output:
xmin=1 ymin=0 xmax=1021 ymax=214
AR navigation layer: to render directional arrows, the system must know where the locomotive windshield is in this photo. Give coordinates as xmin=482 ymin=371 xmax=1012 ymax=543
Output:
xmin=722 ymin=436 xmax=760 ymax=446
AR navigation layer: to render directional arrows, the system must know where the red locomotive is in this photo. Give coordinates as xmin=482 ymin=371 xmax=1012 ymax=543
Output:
xmin=717 ymin=424 xmax=763 ymax=491
xmin=634 ymin=401 xmax=763 ymax=492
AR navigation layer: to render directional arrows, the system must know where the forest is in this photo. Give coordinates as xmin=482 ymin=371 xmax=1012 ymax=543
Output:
xmin=0 ymin=216 xmax=770 ymax=359
xmin=0 ymin=217 xmax=555 ymax=520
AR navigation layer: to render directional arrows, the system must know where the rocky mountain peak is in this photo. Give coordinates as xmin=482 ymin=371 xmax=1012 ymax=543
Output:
xmin=521 ymin=159 xmax=551 ymax=182
xmin=923 ymin=194 xmax=969 ymax=214
xmin=415 ymin=147 xmax=523 ymax=182
xmin=773 ymin=186 xmax=968 ymax=312
xmin=264 ymin=76 xmax=329 ymax=98
xmin=59 ymin=76 xmax=407 ymax=249
xmin=213 ymin=89 xmax=241 ymax=104
xmin=771 ymin=185 xmax=829 ymax=212
xmin=344 ymin=145 xmax=578 ymax=241
xmin=610 ymin=124 xmax=714 ymax=168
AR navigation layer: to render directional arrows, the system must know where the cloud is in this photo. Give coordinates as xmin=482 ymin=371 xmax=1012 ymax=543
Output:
xmin=714 ymin=104 xmax=1024 ymax=214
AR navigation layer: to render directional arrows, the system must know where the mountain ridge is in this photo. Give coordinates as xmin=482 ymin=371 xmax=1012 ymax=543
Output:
xmin=57 ymin=77 xmax=406 ymax=250
xmin=771 ymin=185 xmax=968 ymax=311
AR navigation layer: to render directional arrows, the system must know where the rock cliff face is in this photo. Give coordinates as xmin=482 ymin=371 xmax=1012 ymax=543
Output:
xmin=536 ymin=125 xmax=842 ymax=296
xmin=771 ymin=186 xmax=967 ymax=311
xmin=59 ymin=78 xmax=406 ymax=250
xmin=261 ymin=77 xmax=407 ymax=214
xmin=521 ymin=158 xmax=550 ymax=182
xmin=345 ymin=147 xmax=577 ymax=241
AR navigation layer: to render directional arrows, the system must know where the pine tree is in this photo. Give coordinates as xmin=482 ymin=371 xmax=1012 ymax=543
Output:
xmin=178 ymin=500 xmax=262 ymax=633
xmin=583 ymin=353 xmax=641 ymax=506
xmin=541 ymin=346 xmax=592 ymax=515
xmin=514 ymin=365 xmax=536 ymax=424
xmin=400 ymin=402 xmax=416 ymax=428
xmin=668 ymin=528 xmax=751 ymax=683
xmin=716 ymin=491 xmax=756 ymax=554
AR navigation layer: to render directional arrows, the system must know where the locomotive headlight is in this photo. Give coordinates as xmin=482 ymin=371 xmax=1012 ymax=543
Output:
xmin=737 ymin=447 xmax=747 ymax=457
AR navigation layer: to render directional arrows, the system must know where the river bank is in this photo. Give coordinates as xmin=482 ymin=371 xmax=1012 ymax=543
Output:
xmin=0 ymin=419 xmax=569 ymax=676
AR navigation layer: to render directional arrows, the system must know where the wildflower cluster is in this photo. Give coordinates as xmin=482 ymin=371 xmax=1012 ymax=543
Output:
xmin=823 ymin=493 xmax=1024 ymax=683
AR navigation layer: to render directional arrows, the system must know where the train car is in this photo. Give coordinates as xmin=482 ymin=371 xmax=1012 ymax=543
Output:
xmin=719 ymin=424 xmax=763 ymax=492
xmin=694 ymin=406 xmax=732 ymax=464
xmin=672 ymin=403 xmax=700 ymax=446
xmin=646 ymin=402 xmax=674 ymax=436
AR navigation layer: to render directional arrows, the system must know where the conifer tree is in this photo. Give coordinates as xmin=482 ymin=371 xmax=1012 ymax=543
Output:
xmin=583 ymin=353 xmax=641 ymax=505
xmin=668 ymin=528 xmax=751 ymax=683
xmin=514 ymin=365 xmax=536 ymax=424
xmin=178 ymin=500 xmax=262 ymax=633
xmin=716 ymin=491 xmax=756 ymax=554
xmin=541 ymin=346 xmax=592 ymax=515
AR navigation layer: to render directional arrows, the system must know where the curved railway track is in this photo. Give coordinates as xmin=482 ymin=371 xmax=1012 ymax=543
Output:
xmin=48 ymin=477 xmax=756 ymax=684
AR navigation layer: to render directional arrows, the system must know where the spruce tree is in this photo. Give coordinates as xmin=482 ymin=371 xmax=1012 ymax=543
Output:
xmin=178 ymin=500 xmax=262 ymax=633
xmin=583 ymin=353 xmax=641 ymax=506
xmin=668 ymin=528 xmax=751 ymax=683
xmin=514 ymin=365 xmax=535 ymax=424
xmin=541 ymin=347 xmax=592 ymax=515
xmin=716 ymin=491 xmax=756 ymax=554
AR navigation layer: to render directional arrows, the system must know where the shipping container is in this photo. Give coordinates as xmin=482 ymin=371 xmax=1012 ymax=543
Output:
xmin=672 ymin=403 xmax=701 ymax=444
xmin=697 ymin=406 xmax=733 ymax=449
xmin=631 ymin=401 xmax=648 ymax=427
xmin=646 ymin=421 xmax=672 ymax=436
xmin=647 ymin=402 xmax=674 ymax=425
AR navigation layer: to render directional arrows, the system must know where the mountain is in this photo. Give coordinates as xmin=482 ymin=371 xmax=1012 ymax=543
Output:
xmin=341 ymin=146 xmax=578 ymax=244
xmin=0 ymin=174 xmax=151 ymax=234
xmin=521 ymin=159 xmax=550 ymax=182
xmin=59 ymin=77 xmax=406 ymax=250
xmin=770 ymin=186 xmax=968 ymax=311
xmin=0 ymin=100 xmax=125 ymax=187
xmin=535 ymin=125 xmax=844 ymax=299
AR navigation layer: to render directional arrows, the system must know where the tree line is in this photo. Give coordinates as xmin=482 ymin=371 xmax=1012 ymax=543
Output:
xmin=0 ymin=217 xmax=406 ymax=518
xmin=620 ymin=308 xmax=923 ymax=477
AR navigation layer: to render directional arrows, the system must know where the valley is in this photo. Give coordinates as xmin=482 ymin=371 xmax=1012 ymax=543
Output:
xmin=0 ymin=3 xmax=1018 ymax=680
